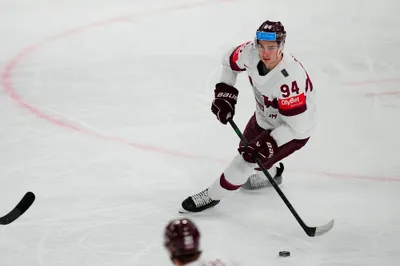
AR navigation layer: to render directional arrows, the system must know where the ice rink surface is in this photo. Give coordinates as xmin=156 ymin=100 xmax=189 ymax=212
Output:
xmin=0 ymin=0 xmax=399 ymax=265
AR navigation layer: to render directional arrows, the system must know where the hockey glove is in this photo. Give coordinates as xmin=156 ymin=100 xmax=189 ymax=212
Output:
xmin=238 ymin=130 xmax=278 ymax=164
xmin=211 ymin=83 xmax=239 ymax=125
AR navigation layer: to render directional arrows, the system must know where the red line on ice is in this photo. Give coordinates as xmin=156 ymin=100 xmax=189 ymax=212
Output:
xmin=343 ymin=78 xmax=400 ymax=96
xmin=1 ymin=1 xmax=229 ymax=164
xmin=1 ymin=1 xmax=399 ymax=183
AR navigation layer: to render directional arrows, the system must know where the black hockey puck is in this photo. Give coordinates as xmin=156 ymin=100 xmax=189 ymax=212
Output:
xmin=279 ymin=251 xmax=290 ymax=257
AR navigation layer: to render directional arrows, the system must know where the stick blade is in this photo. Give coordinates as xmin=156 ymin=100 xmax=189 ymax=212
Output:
xmin=306 ymin=219 xmax=335 ymax=237
xmin=16 ymin=192 xmax=35 ymax=215
xmin=0 ymin=192 xmax=35 ymax=225
xmin=315 ymin=219 xmax=335 ymax=236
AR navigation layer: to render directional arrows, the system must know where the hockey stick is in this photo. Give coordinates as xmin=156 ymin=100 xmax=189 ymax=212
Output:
xmin=0 ymin=192 xmax=35 ymax=225
xmin=228 ymin=119 xmax=334 ymax=237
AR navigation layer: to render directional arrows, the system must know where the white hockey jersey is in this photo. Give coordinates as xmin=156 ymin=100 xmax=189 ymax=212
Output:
xmin=219 ymin=41 xmax=317 ymax=147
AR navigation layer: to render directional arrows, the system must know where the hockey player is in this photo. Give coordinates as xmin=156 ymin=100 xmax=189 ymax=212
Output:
xmin=164 ymin=218 xmax=232 ymax=266
xmin=181 ymin=20 xmax=316 ymax=212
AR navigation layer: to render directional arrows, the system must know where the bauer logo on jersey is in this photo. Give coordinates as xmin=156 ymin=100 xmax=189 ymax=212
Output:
xmin=278 ymin=93 xmax=306 ymax=110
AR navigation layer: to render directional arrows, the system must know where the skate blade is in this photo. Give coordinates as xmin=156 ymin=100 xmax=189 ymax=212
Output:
xmin=178 ymin=207 xmax=191 ymax=214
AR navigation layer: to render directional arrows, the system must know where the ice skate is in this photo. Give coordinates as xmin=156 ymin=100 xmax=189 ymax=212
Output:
xmin=179 ymin=189 xmax=220 ymax=213
xmin=241 ymin=162 xmax=284 ymax=190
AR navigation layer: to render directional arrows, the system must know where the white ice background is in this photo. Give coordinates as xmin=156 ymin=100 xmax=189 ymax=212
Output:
xmin=0 ymin=0 xmax=399 ymax=265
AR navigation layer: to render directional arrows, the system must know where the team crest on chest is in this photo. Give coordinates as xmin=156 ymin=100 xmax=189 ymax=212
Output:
xmin=251 ymin=86 xmax=278 ymax=110
xmin=263 ymin=95 xmax=278 ymax=109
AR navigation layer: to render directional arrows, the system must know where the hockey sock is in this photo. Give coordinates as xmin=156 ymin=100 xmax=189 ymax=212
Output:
xmin=208 ymin=154 xmax=255 ymax=200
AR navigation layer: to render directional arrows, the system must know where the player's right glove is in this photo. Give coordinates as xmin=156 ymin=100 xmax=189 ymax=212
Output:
xmin=211 ymin=83 xmax=239 ymax=124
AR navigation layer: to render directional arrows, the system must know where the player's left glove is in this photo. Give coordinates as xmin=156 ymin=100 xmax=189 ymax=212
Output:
xmin=238 ymin=130 xmax=278 ymax=163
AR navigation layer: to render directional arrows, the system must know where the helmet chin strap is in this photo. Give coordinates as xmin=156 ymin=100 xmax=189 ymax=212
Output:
xmin=269 ymin=44 xmax=284 ymax=66
xmin=277 ymin=42 xmax=284 ymax=57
